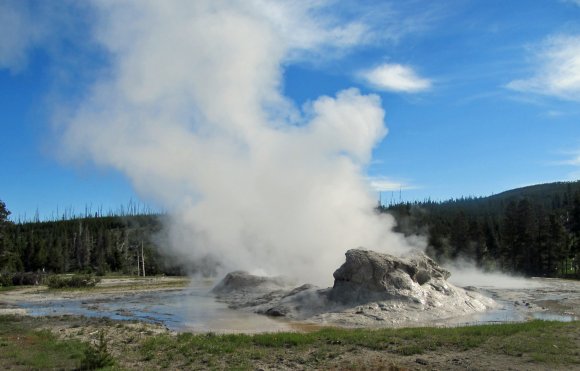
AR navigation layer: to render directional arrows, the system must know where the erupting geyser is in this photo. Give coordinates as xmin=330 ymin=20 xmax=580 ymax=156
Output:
xmin=60 ymin=1 xmax=423 ymax=286
xmin=213 ymin=248 xmax=497 ymax=327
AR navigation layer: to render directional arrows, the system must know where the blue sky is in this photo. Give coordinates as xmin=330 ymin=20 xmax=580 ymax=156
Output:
xmin=1 ymin=0 xmax=580 ymax=221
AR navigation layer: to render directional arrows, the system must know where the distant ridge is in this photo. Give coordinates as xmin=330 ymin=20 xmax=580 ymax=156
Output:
xmin=416 ymin=180 xmax=580 ymax=216
xmin=488 ymin=180 xmax=580 ymax=203
xmin=385 ymin=179 xmax=580 ymax=277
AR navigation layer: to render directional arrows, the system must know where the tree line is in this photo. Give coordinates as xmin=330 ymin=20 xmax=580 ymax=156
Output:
xmin=381 ymin=181 xmax=580 ymax=277
xmin=0 ymin=200 xmax=184 ymax=276
xmin=1 ymin=180 xmax=580 ymax=279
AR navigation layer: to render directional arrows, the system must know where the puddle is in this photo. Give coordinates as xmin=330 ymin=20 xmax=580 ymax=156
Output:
xmin=15 ymin=278 xmax=580 ymax=332
xmin=21 ymin=283 xmax=296 ymax=333
xmin=431 ymin=305 xmax=578 ymax=327
xmin=437 ymin=279 xmax=580 ymax=326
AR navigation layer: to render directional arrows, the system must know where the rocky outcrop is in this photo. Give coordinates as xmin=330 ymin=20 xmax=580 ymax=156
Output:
xmin=211 ymin=271 xmax=288 ymax=295
xmin=211 ymin=248 xmax=497 ymax=327
xmin=211 ymin=271 xmax=294 ymax=309
xmin=330 ymin=249 xmax=451 ymax=304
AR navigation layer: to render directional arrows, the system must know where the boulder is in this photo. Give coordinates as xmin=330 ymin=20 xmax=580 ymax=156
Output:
xmin=211 ymin=271 xmax=295 ymax=310
xmin=211 ymin=271 xmax=288 ymax=295
xmin=330 ymin=249 xmax=450 ymax=304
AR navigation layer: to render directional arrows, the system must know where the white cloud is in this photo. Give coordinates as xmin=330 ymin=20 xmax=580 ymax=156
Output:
xmin=562 ymin=151 xmax=580 ymax=166
xmin=368 ymin=176 xmax=416 ymax=192
xmin=507 ymin=34 xmax=580 ymax=101
xmin=564 ymin=0 xmax=580 ymax=7
xmin=546 ymin=110 xmax=565 ymax=117
xmin=253 ymin=0 xmax=370 ymax=60
xmin=0 ymin=1 xmax=90 ymax=75
xmin=360 ymin=63 xmax=432 ymax=93
xmin=568 ymin=157 xmax=580 ymax=166
xmin=549 ymin=150 xmax=580 ymax=181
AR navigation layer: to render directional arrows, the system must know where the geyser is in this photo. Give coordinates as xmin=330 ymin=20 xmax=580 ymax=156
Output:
xmin=212 ymin=248 xmax=497 ymax=327
xmin=60 ymin=1 xmax=422 ymax=285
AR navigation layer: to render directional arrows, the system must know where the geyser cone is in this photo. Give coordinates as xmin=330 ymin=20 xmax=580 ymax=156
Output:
xmin=213 ymin=248 xmax=497 ymax=327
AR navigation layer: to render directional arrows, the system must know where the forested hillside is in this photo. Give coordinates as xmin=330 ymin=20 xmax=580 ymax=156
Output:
xmin=1 ymin=180 xmax=580 ymax=279
xmin=382 ymin=181 xmax=580 ymax=277
xmin=0 ymin=201 xmax=184 ymax=277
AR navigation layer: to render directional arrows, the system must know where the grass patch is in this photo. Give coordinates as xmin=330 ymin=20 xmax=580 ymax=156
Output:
xmin=139 ymin=320 xmax=580 ymax=369
xmin=46 ymin=274 xmax=101 ymax=289
xmin=0 ymin=316 xmax=89 ymax=369
xmin=1 ymin=314 xmax=578 ymax=370
xmin=0 ymin=286 xmax=18 ymax=292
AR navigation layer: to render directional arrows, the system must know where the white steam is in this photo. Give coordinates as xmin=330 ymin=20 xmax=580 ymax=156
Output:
xmin=60 ymin=1 xmax=420 ymax=285
xmin=446 ymin=260 xmax=540 ymax=289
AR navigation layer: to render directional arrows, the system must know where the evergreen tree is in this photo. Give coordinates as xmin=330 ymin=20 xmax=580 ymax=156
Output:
xmin=545 ymin=213 xmax=566 ymax=275
xmin=450 ymin=211 xmax=469 ymax=259
xmin=501 ymin=200 xmax=519 ymax=270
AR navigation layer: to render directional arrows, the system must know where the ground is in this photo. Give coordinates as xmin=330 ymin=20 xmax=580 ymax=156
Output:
xmin=1 ymin=314 xmax=579 ymax=370
xmin=1 ymin=276 xmax=579 ymax=370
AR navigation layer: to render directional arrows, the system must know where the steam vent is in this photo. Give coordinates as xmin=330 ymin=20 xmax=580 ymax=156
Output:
xmin=213 ymin=248 xmax=496 ymax=327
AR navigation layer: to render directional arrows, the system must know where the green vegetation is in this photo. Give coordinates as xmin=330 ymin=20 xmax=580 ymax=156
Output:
xmin=0 ymin=208 xmax=187 ymax=278
xmin=80 ymin=330 xmax=116 ymax=370
xmin=139 ymin=321 xmax=580 ymax=369
xmin=46 ymin=274 xmax=101 ymax=289
xmin=0 ymin=314 xmax=578 ymax=369
xmin=0 ymin=316 xmax=89 ymax=370
xmin=383 ymin=180 xmax=580 ymax=277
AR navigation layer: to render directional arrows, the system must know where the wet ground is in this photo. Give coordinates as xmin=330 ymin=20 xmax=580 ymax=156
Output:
xmin=435 ymin=277 xmax=580 ymax=326
xmin=1 ymin=276 xmax=579 ymax=332
xmin=1 ymin=278 xmax=297 ymax=333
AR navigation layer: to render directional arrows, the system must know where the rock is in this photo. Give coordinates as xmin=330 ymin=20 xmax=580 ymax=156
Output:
xmin=283 ymin=284 xmax=316 ymax=298
xmin=264 ymin=307 xmax=288 ymax=317
xmin=211 ymin=271 xmax=298 ymax=311
xmin=329 ymin=249 xmax=451 ymax=304
xmin=416 ymin=358 xmax=429 ymax=365
xmin=211 ymin=271 xmax=288 ymax=295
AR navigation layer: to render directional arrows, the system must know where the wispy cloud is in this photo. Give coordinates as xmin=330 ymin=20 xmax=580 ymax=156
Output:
xmin=507 ymin=34 xmax=580 ymax=101
xmin=255 ymin=1 xmax=373 ymax=62
xmin=258 ymin=1 xmax=445 ymax=64
xmin=360 ymin=63 xmax=432 ymax=93
xmin=0 ymin=1 xmax=44 ymax=72
xmin=368 ymin=176 xmax=418 ymax=191
xmin=546 ymin=110 xmax=565 ymax=117
xmin=548 ymin=150 xmax=580 ymax=181
xmin=0 ymin=1 xmax=91 ymax=75
xmin=559 ymin=151 xmax=580 ymax=166
xmin=563 ymin=0 xmax=580 ymax=7
xmin=561 ymin=150 xmax=580 ymax=180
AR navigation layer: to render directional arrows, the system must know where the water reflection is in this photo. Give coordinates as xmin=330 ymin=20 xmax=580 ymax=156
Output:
xmin=22 ymin=283 xmax=295 ymax=333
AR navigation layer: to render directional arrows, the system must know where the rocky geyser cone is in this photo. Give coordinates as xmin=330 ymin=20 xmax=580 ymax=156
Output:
xmin=330 ymin=248 xmax=452 ymax=304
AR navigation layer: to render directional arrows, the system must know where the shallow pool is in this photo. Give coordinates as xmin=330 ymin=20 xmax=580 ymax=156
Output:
xmin=21 ymin=282 xmax=296 ymax=333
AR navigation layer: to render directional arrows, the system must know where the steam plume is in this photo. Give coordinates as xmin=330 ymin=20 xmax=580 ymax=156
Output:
xmin=61 ymin=1 xmax=420 ymax=285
